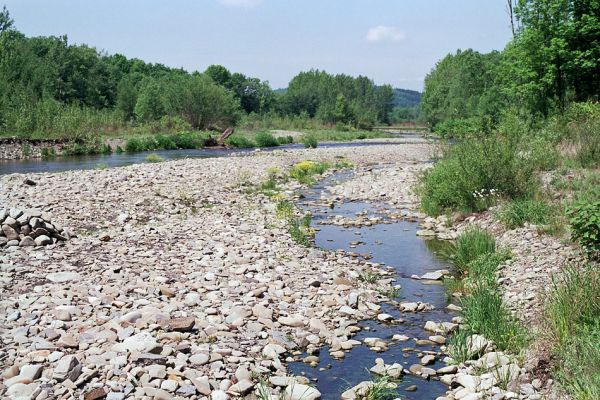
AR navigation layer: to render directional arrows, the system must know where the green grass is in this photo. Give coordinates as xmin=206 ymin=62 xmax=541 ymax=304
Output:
xmin=461 ymin=286 xmax=527 ymax=351
xmin=445 ymin=229 xmax=526 ymax=359
xmin=361 ymin=375 xmax=399 ymax=400
xmin=446 ymin=329 xmax=478 ymax=364
xmin=548 ymin=265 xmax=600 ymax=399
xmin=497 ymin=200 xmax=556 ymax=229
xmin=448 ymin=228 xmax=496 ymax=274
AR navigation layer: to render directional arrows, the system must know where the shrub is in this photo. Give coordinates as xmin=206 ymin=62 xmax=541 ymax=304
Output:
xmin=288 ymin=214 xmax=312 ymax=246
xmin=155 ymin=134 xmax=177 ymax=150
xmin=172 ymin=132 xmax=204 ymax=149
xmin=226 ymin=135 xmax=256 ymax=148
xmin=449 ymin=229 xmax=496 ymax=274
xmin=498 ymin=200 xmax=556 ymax=229
xmin=568 ymin=201 xmax=600 ymax=260
xmin=573 ymin=118 xmax=600 ymax=168
xmin=302 ymin=135 xmax=318 ymax=149
xmin=277 ymin=135 xmax=294 ymax=145
xmin=254 ymin=131 xmax=280 ymax=147
xmin=418 ymin=136 xmax=538 ymax=215
xmin=125 ymin=137 xmax=144 ymax=153
xmin=41 ymin=147 xmax=56 ymax=158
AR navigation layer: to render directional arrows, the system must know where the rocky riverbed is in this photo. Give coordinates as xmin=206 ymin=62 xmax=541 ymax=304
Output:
xmin=1 ymin=143 xmax=437 ymax=400
xmin=0 ymin=140 xmax=578 ymax=400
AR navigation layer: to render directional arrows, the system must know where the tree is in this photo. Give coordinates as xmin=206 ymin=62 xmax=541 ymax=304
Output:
xmin=0 ymin=5 xmax=14 ymax=34
xmin=205 ymin=64 xmax=231 ymax=87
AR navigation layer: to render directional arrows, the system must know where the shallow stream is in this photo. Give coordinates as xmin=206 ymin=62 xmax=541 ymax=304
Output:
xmin=289 ymin=170 xmax=455 ymax=399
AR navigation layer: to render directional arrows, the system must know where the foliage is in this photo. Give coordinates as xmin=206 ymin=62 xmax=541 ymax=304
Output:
xmin=301 ymin=135 xmax=318 ymax=148
xmin=418 ymin=136 xmax=538 ymax=215
xmin=568 ymin=201 xmax=600 ymax=260
xmin=279 ymin=69 xmax=395 ymax=127
xmin=498 ymin=200 xmax=556 ymax=229
xmin=254 ymin=131 xmax=280 ymax=147
xmin=361 ymin=375 xmax=399 ymax=400
xmin=422 ymin=0 xmax=600 ymax=129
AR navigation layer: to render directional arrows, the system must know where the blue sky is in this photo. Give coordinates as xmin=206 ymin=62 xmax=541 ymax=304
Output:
xmin=3 ymin=0 xmax=513 ymax=91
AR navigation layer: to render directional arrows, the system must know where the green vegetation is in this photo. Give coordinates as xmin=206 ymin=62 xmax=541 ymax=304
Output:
xmin=145 ymin=153 xmax=164 ymax=163
xmin=0 ymin=7 xmax=406 ymax=147
xmin=289 ymin=161 xmax=330 ymax=185
xmin=547 ymin=265 xmax=600 ymax=399
xmin=446 ymin=230 xmax=526 ymax=362
xmin=254 ymin=131 xmax=280 ymax=147
xmin=226 ymin=134 xmax=256 ymax=148
xmin=447 ymin=228 xmax=496 ymax=274
xmin=418 ymin=136 xmax=537 ymax=215
xmin=568 ymin=201 xmax=600 ymax=261
xmin=361 ymin=375 xmax=399 ymax=400
xmin=497 ymin=200 xmax=556 ymax=229
xmin=422 ymin=1 xmax=600 ymax=137
xmin=302 ymin=135 xmax=318 ymax=149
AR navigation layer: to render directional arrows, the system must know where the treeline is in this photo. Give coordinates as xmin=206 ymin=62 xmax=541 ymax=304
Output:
xmin=422 ymin=0 xmax=600 ymax=136
xmin=0 ymin=6 xmax=403 ymax=140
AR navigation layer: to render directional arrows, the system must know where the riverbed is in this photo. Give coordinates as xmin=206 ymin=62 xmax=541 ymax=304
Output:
xmin=0 ymin=141 xmax=458 ymax=400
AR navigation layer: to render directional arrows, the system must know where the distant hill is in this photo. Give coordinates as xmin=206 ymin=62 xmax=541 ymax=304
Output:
xmin=275 ymin=87 xmax=421 ymax=108
xmin=392 ymin=88 xmax=421 ymax=108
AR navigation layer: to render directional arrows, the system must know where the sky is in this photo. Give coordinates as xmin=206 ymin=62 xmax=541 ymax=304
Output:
xmin=3 ymin=0 xmax=513 ymax=91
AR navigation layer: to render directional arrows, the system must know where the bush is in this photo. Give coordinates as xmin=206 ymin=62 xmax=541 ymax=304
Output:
xmin=172 ymin=132 xmax=204 ymax=149
xmin=568 ymin=201 xmax=600 ymax=261
xmin=125 ymin=137 xmax=144 ymax=153
xmin=302 ymin=135 xmax=318 ymax=149
xmin=573 ymin=118 xmax=600 ymax=168
xmin=449 ymin=229 xmax=497 ymax=274
xmin=155 ymin=134 xmax=177 ymax=150
xmin=254 ymin=131 xmax=280 ymax=147
xmin=277 ymin=135 xmax=294 ymax=145
xmin=498 ymin=200 xmax=555 ymax=229
xmin=226 ymin=135 xmax=256 ymax=148
xmin=418 ymin=136 xmax=538 ymax=215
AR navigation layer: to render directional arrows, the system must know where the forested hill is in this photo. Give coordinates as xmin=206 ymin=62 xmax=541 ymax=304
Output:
xmin=391 ymin=88 xmax=421 ymax=108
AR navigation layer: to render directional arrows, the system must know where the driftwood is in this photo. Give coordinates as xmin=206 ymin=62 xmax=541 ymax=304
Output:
xmin=218 ymin=128 xmax=234 ymax=145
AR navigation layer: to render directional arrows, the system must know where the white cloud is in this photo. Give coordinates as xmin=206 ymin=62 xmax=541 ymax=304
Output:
xmin=217 ymin=0 xmax=263 ymax=7
xmin=366 ymin=26 xmax=405 ymax=43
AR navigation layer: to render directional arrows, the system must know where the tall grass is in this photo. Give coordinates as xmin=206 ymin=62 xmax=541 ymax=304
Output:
xmin=547 ymin=265 xmax=600 ymax=399
xmin=497 ymin=200 xmax=556 ymax=229
xmin=448 ymin=228 xmax=496 ymax=274
xmin=446 ymin=229 xmax=526 ymax=358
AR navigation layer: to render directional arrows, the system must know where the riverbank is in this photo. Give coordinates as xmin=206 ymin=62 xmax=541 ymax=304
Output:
xmin=1 ymin=143 xmax=436 ymax=399
xmin=0 ymin=128 xmax=398 ymax=161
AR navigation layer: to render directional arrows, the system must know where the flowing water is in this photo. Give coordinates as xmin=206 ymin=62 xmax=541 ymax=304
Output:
xmin=0 ymin=134 xmax=430 ymax=176
xmin=289 ymin=171 xmax=454 ymax=399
